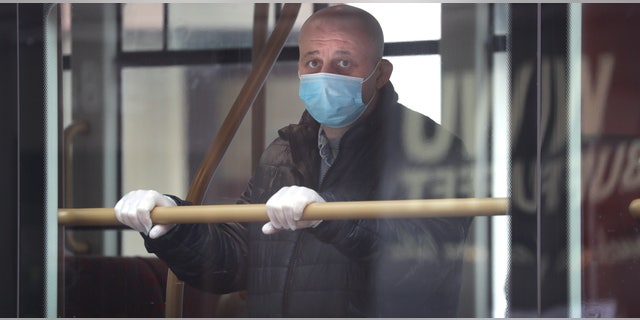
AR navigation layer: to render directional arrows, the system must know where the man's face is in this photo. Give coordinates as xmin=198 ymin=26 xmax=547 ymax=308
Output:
xmin=298 ymin=17 xmax=379 ymax=103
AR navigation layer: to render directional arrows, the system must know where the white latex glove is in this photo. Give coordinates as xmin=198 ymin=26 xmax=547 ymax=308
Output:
xmin=262 ymin=186 xmax=325 ymax=235
xmin=114 ymin=189 xmax=177 ymax=239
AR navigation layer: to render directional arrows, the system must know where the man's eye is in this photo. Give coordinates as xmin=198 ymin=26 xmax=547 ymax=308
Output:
xmin=307 ymin=60 xmax=320 ymax=68
xmin=337 ymin=60 xmax=350 ymax=68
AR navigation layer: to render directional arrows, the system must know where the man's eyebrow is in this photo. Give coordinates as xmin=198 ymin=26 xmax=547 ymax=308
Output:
xmin=334 ymin=50 xmax=352 ymax=56
xmin=301 ymin=50 xmax=320 ymax=58
xmin=301 ymin=49 xmax=354 ymax=59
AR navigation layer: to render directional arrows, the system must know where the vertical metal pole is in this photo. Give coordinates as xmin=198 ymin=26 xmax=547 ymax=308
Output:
xmin=441 ymin=4 xmax=493 ymax=316
xmin=70 ymin=4 xmax=120 ymax=255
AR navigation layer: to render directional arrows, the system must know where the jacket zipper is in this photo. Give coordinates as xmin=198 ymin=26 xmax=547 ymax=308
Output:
xmin=318 ymin=140 xmax=343 ymax=191
xmin=281 ymin=231 xmax=304 ymax=316
xmin=280 ymin=127 xmax=350 ymax=314
xmin=281 ymin=150 xmax=334 ymax=314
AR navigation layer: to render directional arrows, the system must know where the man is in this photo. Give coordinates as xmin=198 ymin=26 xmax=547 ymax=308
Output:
xmin=116 ymin=4 xmax=472 ymax=317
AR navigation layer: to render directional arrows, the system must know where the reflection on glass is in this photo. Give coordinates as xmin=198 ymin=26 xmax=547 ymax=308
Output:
xmin=581 ymin=4 xmax=640 ymax=317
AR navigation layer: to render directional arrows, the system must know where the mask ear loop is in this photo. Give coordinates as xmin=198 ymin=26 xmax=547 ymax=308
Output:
xmin=361 ymin=59 xmax=382 ymax=84
xmin=360 ymin=59 xmax=382 ymax=108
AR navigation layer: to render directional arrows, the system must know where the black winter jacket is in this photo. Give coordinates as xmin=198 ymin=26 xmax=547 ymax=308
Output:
xmin=145 ymin=82 xmax=472 ymax=317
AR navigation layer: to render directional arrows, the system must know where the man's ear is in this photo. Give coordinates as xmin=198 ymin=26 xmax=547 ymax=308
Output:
xmin=375 ymin=59 xmax=393 ymax=89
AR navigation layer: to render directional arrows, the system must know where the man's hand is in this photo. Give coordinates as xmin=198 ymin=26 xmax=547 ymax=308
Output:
xmin=114 ymin=189 xmax=177 ymax=239
xmin=262 ymin=186 xmax=324 ymax=235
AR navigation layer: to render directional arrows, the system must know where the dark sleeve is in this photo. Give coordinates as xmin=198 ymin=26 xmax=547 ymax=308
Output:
xmin=309 ymin=203 xmax=470 ymax=268
xmin=310 ymin=202 xmax=471 ymax=316
xmin=142 ymin=195 xmax=248 ymax=295
xmin=308 ymin=116 xmax=473 ymax=316
xmin=309 ymin=126 xmax=472 ymax=264
xmin=147 ymin=140 xmax=293 ymax=294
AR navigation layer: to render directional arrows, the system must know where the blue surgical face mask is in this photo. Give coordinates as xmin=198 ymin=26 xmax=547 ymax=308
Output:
xmin=299 ymin=61 xmax=379 ymax=128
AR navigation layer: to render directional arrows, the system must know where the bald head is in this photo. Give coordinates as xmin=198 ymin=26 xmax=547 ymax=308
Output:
xmin=297 ymin=4 xmax=393 ymax=126
xmin=300 ymin=5 xmax=385 ymax=62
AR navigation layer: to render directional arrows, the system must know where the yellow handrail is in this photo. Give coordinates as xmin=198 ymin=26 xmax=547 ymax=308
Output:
xmin=60 ymin=196 xmax=508 ymax=317
xmin=58 ymin=197 xmax=509 ymax=226
xmin=629 ymin=199 xmax=640 ymax=217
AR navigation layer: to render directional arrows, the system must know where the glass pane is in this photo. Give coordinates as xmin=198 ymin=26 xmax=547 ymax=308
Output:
xmin=61 ymin=3 xmax=72 ymax=55
xmin=51 ymin=1 xmax=640 ymax=318
xmin=55 ymin=2 xmax=522 ymax=318
xmin=168 ymin=3 xmax=254 ymax=50
xmin=491 ymin=51 xmax=511 ymax=318
xmin=166 ymin=3 xmax=314 ymax=51
xmin=122 ymin=3 xmax=164 ymax=51
xmin=494 ymin=3 xmax=509 ymax=35
xmin=387 ymin=55 xmax=441 ymax=121
xmin=283 ymin=4 xmax=315 ymax=49
xmin=349 ymin=3 xmax=441 ymax=41
xmin=120 ymin=67 xmax=189 ymax=257
xmin=581 ymin=3 xmax=640 ymax=317
xmin=119 ymin=60 xmax=303 ymax=257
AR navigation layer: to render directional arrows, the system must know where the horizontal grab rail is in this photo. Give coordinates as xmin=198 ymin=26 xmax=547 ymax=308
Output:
xmin=58 ymin=197 xmax=509 ymax=226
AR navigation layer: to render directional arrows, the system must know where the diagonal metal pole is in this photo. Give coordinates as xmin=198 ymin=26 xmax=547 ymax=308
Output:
xmin=164 ymin=3 xmax=300 ymax=317
xmin=185 ymin=3 xmax=301 ymax=204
